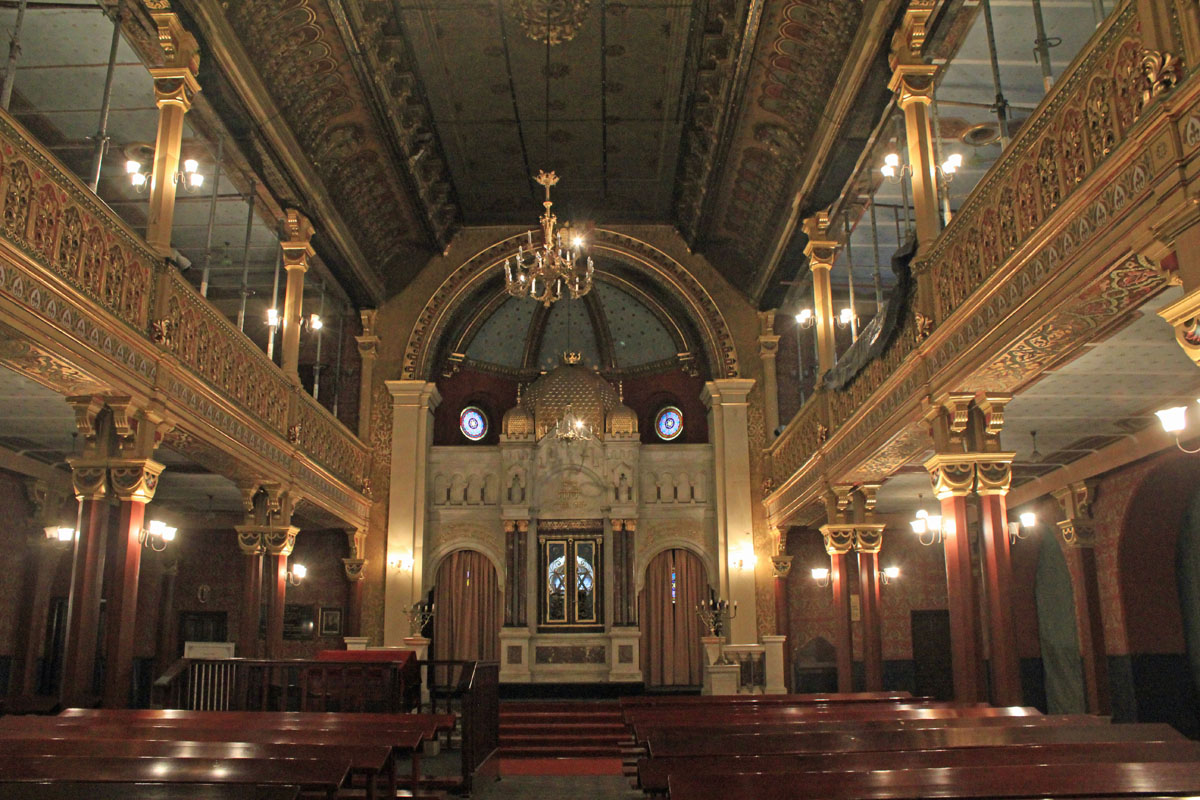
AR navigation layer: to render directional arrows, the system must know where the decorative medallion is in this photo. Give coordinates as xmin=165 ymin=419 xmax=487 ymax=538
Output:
xmin=507 ymin=0 xmax=592 ymax=45
xmin=459 ymin=405 xmax=489 ymax=441
xmin=654 ymin=405 xmax=683 ymax=441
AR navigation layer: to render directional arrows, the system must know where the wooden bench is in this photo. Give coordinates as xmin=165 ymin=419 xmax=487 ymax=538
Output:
xmin=0 ymin=783 xmax=299 ymax=800
xmin=637 ymin=739 xmax=1200 ymax=794
xmin=0 ymin=755 xmax=348 ymax=799
xmin=667 ymin=761 xmax=1200 ymax=800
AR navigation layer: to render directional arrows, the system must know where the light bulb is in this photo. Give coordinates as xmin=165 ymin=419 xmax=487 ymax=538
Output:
xmin=795 ymin=309 xmax=813 ymax=326
xmin=125 ymin=160 xmax=141 ymax=175
xmin=909 ymin=518 xmax=927 ymax=534
xmin=927 ymin=514 xmax=943 ymax=535
xmin=1019 ymin=511 xmax=1036 ymax=529
xmin=189 ymin=172 xmax=204 ymax=188
xmin=266 ymin=308 xmax=279 ymax=327
xmin=572 ymin=236 xmax=584 ymax=248
xmin=183 ymin=158 xmax=199 ymax=174
xmin=811 ymin=567 xmax=829 ymax=582
xmin=291 ymin=563 xmax=307 ymax=579
xmin=131 ymin=172 xmax=147 ymax=187
xmin=839 ymin=308 xmax=853 ymax=325
xmin=884 ymin=153 xmax=900 ymax=167
xmin=57 ymin=526 xmax=75 ymax=542
xmin=883 ymin=566 xmax=900 ymax=580
xmin=309 ymin=313 xmax=323 ymax=331
xmin=1158 ymin=405 xmax=1188 ymax=433
xmin=880 ymin=164 xmax=895 ymax=178
xmin=942 ymin=153 xmax=963 ymax=174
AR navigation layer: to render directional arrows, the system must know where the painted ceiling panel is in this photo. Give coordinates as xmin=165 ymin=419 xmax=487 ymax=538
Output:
xmin=538 ymin=299 xmax=602 ymax=370
xmin=465 ymin=294 xmax=538 ymax=368
xmin=593 ymin=282 xmax=678 ymax=368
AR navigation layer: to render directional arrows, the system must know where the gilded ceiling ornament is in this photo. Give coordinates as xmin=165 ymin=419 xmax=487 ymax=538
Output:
xmin=507 ymin=0 xmax=592 ymax=46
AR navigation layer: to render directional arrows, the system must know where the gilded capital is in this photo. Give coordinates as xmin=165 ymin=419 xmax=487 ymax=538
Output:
xmin=356 ymin=334 xmax=379 ymax=360
xmin=235 ymin=526 xmax=265 ymax=556
xmin=261 ymin=526 xmax=299 ymax=557
xmin=887 ymin=64 xmax=937 ymax=108
xmin=803 ymin=211 xmax=839 ymax=271
xmin=974 ymin=455 xmax=1015 ymax=496
xmin=68 ymin=460 xmax=108 ymax=501
xmin=820 ymin=524 xmax=856 ymax=555
xmin=1057 ymin=519 xmax=1096 ymax=548
xmin=148 ymin=12 xmax=201 ymax=110
xmin=853 ymin=524 xmax=886 ymax=554
xmin=771 ymin=554 xmax=794 ymax=579
xmin=280 ymin=209 xmax=316 ymax=271
xmin=343 ymin=557 xmax=367 ymax=582
xmin=924 ymin=454 xmax=975 ymax=499
xmin=108 ymin=458 xmax=165 ymax=503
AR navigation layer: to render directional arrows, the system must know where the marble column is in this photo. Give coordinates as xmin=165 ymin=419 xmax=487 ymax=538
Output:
xmin=701 ymin=378 xmax=757 ymax=644
xmin=144 ymin=12 xmax=200 ymax=258
xmin=770 ymin=552 xmax=792 ymax=692
xmin=343 ymin=524 xmax=367 ymax=639
xmin=976 ymin=455 xmax=1022 ymax=706
xmin=384 ymin=380 xmax=441 ymax=644
xmin=154 ymin=552 xmax=180 ymax=678
xmin=355 ymin=310 xmax=379 ymax=440
xmin=758 ymin=311 xmax=781 ymax=438
xmin=279 ymin=210 xmax=314 ymax=385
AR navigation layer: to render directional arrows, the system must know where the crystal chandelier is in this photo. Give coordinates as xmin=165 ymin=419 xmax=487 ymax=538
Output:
xmin=504 ymin=170 xmax=594 ymax=307
xmin=507 ymin=0 xmax=591 ymax=46
xmin=554 ymin=399 xmax=594 ymax=443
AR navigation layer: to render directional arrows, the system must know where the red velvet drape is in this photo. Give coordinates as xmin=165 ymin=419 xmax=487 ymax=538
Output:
xmin=432 ymin=550 xmax=501 ymax=661
xmin=640 ymin=548 xmax=707 ymax=686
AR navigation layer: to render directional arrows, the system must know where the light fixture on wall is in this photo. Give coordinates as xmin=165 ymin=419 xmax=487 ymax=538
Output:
xmin=836 ymin=307 xmax=856 ymax=329
xmin=44 ymin=525 xmax=75 ymax=545
xmin=1007 ymin=511 xmax=1037 ymax=544
xmin=125 ymin=146 xmax=204 ymax=194
xmin=286 ymin=562 xmax=307 ymax=586
xmin=1156 ymin=403 xmax=1200 ymax=454
xmin=138 ymin=519 xmax=177 ymax=552
xmin=810 ymin=566 xmax=831 ymax=588
xmin=730 ymin=542 xmax=757 ymax=571
xmin=503 ymin=171 xmax=594 ymax=306
xmin=388 ymin=552 xmax=415 ymax=571
xmin=795 ymin=308 xmax=814 ymax=329
xmin=910 ymin=495 xmax=950 ymax=546
xmin=881 ymin=565 xmax=900 ymax=585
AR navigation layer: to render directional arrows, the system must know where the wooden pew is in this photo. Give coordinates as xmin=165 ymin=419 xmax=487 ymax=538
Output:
xmin=0 ymin=755 xmax=348 ymax=799
xmin=50 ymin=708 xmax=455 ymax=739
xmin=667 ymin=761 xmax=1200 ymax=800
xmin=0 ymin=784 xmax=299 ymax=800
xmin=0 ymin=737 xmax=392 ymax=800
xmin=637 ymin=739 xmax=1200 ymax=795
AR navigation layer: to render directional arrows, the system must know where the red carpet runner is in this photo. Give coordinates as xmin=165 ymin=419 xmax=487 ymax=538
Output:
xmin=498 ymin=700 xmax=627 ymax=759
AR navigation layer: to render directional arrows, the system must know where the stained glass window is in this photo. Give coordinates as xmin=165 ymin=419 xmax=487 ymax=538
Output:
xmin=459 ymin=406 xmax=488 ymax=441
xmin=655 ymin=406 xmax=683 ymax=441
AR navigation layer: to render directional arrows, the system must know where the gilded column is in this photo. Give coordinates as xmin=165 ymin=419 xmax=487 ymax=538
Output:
xmin=144 ymin=12 xmax=200 ymax=258
xmin=853 ymin=485 xmax=885 ymax=692
xmin=355 ymin=310 xmax=379 ymax=440
xmin=820 ymin=517 xmax=855 ymax=694
xmin=1053 ymin=481 xmax=1110 ymax=714
xmin=279 ymin=210 xmax=315 ymax=385
xmin=888 ymin=3 xmax=941 ymax=252
xmin=758 ymin=311 xmax=781 ymax=438
xmin=802 ymin=213 xmax=838 ymax=375
xmin=971 ymin=395 xmax=1021 ymax=706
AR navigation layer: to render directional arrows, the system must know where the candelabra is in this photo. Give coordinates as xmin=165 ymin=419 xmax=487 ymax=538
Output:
xmin=406 ymin=601 xmax=435 ymax=636
xmin=503 ymin=170 xmax=594 ymax=306
xmin=696 ymin=598 xmax=738 ymax=637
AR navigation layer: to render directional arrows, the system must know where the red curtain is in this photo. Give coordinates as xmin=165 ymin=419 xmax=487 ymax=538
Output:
xmin=640 ymin=548 xmax=707 ymax=687
xmin=432 ymin=550 xmax=501 ymax=661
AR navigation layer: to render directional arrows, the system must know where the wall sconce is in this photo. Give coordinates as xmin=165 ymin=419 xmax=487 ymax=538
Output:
xmin=286 ymin=562 xmax=307 ymax=586
xmin=795 ymin=308 xmax=814 ymax=329
xmin=880 ymin=152 xmax=912 ymax=182
xmin=138 ymin=519 xmax=177 ymax=552
xmin=881 ymin=565 xmax=900 ymax=585
xmin=940 ymin=152 xmax=963 ymax=180
xmin=126 ymin=157 xmax=204 ymax=194
xmin=910 ymin=501 xmax=952 ymax=547
xmin=1156 ymin=404 xmax=1200 ymax=454
xmin=301 ymin=313 xmax=323 ymax=332
xmin=44 ymin=525 xmax=75 ymax=544
xmin=1007 ymin=511 xmax=1037 ymax=544
xmin=811 ymin=567 xmax=830 ymax=588
xmin=266 ymin=308 xmax=280 ymax=328
xmin=730 ymin=544 xmax=757 ymax=571
xmin=388 ymin=552 xmax=414 ymax=571
xmin=836 ymin=308 xmax=856 ymax=329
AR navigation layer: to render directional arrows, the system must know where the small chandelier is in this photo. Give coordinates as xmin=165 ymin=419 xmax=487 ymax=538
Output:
xmin=504 ymin=170 xmax=594 ymax=307
xmin=507 ymin=0 xmax=591 ymax=45
xmin=554 ymin=400 xmax=594 ymax=443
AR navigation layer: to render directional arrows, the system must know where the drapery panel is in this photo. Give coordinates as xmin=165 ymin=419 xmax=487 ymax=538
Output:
xmin=640 ymin=548 xmax=707 ymax=686
xmin=432 ymin=549 xmax=501 ymax=662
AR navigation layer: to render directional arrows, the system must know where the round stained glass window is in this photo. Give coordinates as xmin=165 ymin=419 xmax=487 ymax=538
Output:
xmin=459 ymin=406 xmax=488 ymax=441
xmin=655 ymin=406 xmax=683 ymax=441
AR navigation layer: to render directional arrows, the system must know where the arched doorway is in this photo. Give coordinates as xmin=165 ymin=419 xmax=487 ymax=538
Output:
xmin=1034 ymin=531 xmax=1084 ymax=713
xmin=432 ymin=550 xmax=501 ymax=661
xmin=640 ymin=549 xmax=708 ymax=687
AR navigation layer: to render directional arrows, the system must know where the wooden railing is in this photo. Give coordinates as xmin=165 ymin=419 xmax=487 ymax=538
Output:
xmin=767 ymin=0 xmax=1190 ymax=497
xmin=150 ymin=657 xmax=416 ymax=712
xmin=0 ymin=106 xmax=371 ymax=504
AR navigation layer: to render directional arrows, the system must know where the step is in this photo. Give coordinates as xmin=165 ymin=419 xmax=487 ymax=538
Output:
xmin=499 ymin=711 xmax=623 ymax=724
xmin=500 ymin=701 xmax=622 ymax=713
xmin=499 ymin=744 xmax=623 ymax=758
xmin=501 ymin=723 xmax=627 ymax=736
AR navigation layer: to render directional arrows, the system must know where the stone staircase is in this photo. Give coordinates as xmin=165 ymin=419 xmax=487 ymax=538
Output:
xmin=498 ymin=701 xmax=627 ymax=758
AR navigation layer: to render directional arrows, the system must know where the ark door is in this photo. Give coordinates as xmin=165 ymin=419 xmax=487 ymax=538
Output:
xmin=640 ymin=548 xmax=707 ymax=687
xmin=432 ymin=550 xmax=501 ymax=661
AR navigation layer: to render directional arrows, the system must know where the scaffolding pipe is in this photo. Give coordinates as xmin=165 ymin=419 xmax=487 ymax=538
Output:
xmin=235 ymin=179 xmax=255 ymax=332
xmin=332 ymin=306 xmax=345 ymax=417
xmin=844 ymin=215 xmax=858 ymax=342
xmin=1030 ymin=0 xmax=1056 ymax=92
xmin=266 ymin=246 xmax=281 ymax=361
xmin=1090 ymin=0 xmax=1105 ymax=26
xmin=199 ymin=137 xmax=223 ymax=298
xmin=312 ymin=287 xmax=325 ymax=401
xmin=87 ymin=1 xmax=123 ymax=193
xmin=869 ymin=200 xmax=883 ymax=313
xmin=0 ymin=0 xmax=28 ymax=111
xmin=980 ymin=0 xmax=1012 ymax=146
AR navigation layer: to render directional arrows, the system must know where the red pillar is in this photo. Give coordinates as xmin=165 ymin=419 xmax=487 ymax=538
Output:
xmin=61 ymin=487 xmax=109 ymax=704
xmin=857 ymin=548 xmax=883 ymax=691
xmin=102 ymin=497 xmax=147 ymax=707
xmin=12 ymin=540 xmax=66 ymax=695
xmin=266 ymin=553 xmax=287 ymax=659
xmin=154 ymin=557 xmax=180 ymax=677
xmin=238 ymin=545 xmax=263 ymax=658
xmin=977 ymin=489 xmax=1022 ymax=706
xmin=1063 ymin=537 xmax=1111 ymax=714
xmin=344 ymin=558 xmax=365 ymax=638
xmin=830 ymin=549 xmax=854 ymax=693
xmin=941 ymin=493 xmax=983 ymax=703
xmin=772 ymin=554 xmax=793 ymax=692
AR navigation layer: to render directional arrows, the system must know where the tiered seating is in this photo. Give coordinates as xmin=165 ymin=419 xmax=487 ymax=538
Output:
xmin=620 ymin=693 xmax=1200 ymax=799
xmin=0 ymin=708 xmax=456 ymax=799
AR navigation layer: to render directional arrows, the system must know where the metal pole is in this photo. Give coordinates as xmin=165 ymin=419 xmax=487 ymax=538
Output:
xmin=87 ymin=1 xmax=124 ymax=193
xmin=332 ymin=306 xmax=345 ymax=417
xmin=844 ymin=215 xmax=858 ymax=341
xmin=794 ymin=321 xmax=806 ymax=406
xmin=1030 ymin=0 xmax=1055 ymax=93
xmin=312 ymin=286 xmax=325 ymax=401
xmin=980 ymin=0 xmax=1012 ymax=146
xmin=266 ymin=246 xmax=281 ymax=360
xmin=1090 ymin=0 xmax=1105 ymax=27
xmin=0 ymin=0 xmax=29 ymax=111
xmin=930 ymin=93 xmax=952 ymax=226
xmin=236 ymin=179 xmax=255 ymax=332
xmin=199 ymin=137 xmax=223 ymax=297
xmin=869 ymin=200 xmax=883 ymax=313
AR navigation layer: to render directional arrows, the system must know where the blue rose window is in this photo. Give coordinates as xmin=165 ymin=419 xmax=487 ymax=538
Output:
xmin=655 ymin=406 xmax=683 ymax=441
xmin=459 ymin=406 xmax=488 ymax=441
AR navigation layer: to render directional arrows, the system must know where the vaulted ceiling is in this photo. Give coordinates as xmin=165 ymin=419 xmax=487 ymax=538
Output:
xmin=169 ymin=0 xmax=875 ymax=302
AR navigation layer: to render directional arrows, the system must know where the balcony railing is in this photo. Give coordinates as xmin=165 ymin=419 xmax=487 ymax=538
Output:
xmin=0 ymin=107 xmax=370 ymax=502
xmin=767 ymin=0 xmax=1189 ymax=497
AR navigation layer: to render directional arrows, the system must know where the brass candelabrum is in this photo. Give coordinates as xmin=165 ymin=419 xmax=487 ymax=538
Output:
xmin=406 ymin=601 xmax=435 ymax=637
xmin=696 ymin=598 xmax=738 ymax=638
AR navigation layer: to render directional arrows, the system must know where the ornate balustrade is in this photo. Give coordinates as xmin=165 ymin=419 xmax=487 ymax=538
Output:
xmin=0 ymin=106 xmax=370 ymax=521
xmin=766 ymin=0 xmax=1197 ymax=521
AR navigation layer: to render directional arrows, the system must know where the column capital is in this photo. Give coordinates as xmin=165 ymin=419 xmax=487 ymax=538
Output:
xmin=819 ymin=524 xmax=856 ymax=555
xmin=925 ymin=392 xmax=975 ymax=453
xmin=923 ymin=453 xmax=976 ymax=499
xmin=973 ymin=454 xmax=1015 ymax=496
xmin=701 ymin=378 xmax=756 ymax=409
xmin=280 ymin=209 xmax=315 ymax=270
xmin=758 ymin=333 xmax=781 ymax=359
xmin=853 ymin=524 xmax=886 ymax=554
xmin=261 ymin=526 xmax=299 ymax=557
xmin=235 ymin=526 xmax=265 ymax=555
xmin=67 ymin=460 xmax=108 ymax=501
xmin=802 ymin=212 xmax=839 ymax=269
xmin=386 ymin=379 xmax=442 ymax=411
xmin=343 ymin=557 xmax=367 ymax=582
xmin=148 ymin=11 xmax=201 ymax=109
xmin=887 ymin=63 xmax=937 ymax=107
xmin=356 ymin=334 xmax=380 ymax=361
xmin=770 ymin=554 xmax=793 ymax=579
xmin=108 ymin=458 xmax=165 ymax=503
xmin=1053 ymin=480 xmax=1098 ymax=548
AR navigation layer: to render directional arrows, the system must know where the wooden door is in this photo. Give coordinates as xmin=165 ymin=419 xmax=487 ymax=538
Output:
xmin=912 ymin=609 xmax=954 ymax=701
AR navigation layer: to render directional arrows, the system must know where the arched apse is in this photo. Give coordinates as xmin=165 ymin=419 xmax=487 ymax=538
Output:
xmin=401 ymin=229 xmax=740 ymax=382
xmin=431 ymin=549 xmax=502 ymax=662
xmin=1035 ymin=531 xmax=1085 ymax=713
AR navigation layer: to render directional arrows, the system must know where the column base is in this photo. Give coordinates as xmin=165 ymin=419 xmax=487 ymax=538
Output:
xmin=761 ymin=634 xmax=787 ymax=695
xmin=608 ymin=628 xmax=642 ymax=682
xmin=343 ymin=636 xmax=370 ymax=651
xmin=704 ymin=663 xmax=741 ymax=696
xmin=499 ymin=628 xmax=532 ymax=682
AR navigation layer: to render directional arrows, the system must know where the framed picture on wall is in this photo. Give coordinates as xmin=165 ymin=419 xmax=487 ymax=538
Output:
xmin=319 ymin=607 xmax=343 ymax=637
